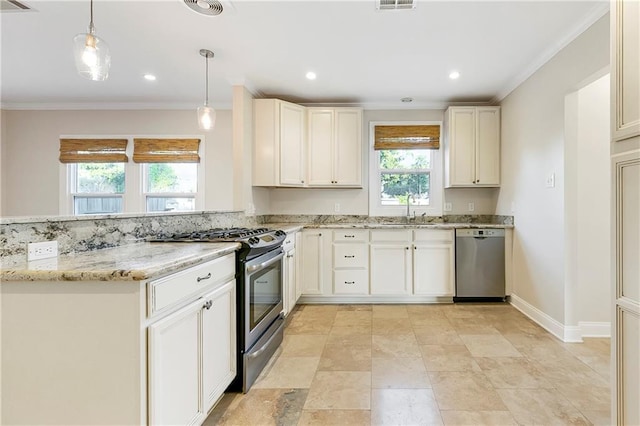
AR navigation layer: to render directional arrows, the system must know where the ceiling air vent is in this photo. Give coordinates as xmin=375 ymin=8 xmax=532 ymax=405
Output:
xmin=377 ymin=0 xmax=416 ymax=10
xmin=183 ymin=0 xmax=224 ymax=16
xmin=0 ymin=0 xmax=32 ymax=12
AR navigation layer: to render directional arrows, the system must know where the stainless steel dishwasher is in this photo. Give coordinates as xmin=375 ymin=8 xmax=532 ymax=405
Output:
xmin=454 ymin=228 xmax=505 ymax=301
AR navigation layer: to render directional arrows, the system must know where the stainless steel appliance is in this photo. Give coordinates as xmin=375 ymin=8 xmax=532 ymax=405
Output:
xmin=454 ymin=228 xmax=506 ymax=301
xmin=151 ymin=227 xmax=286 ymax=392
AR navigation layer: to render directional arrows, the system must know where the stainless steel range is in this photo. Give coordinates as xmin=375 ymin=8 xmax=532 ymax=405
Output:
xmin=152 ymin=227 xmax=287 ymax=392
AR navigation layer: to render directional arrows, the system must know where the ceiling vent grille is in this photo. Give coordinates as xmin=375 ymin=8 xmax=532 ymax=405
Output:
xmin=0 ymin=0 xmax=32 ymax=12
xmin=183 ymin=0 xmax=224 ymax=16
xmin=377 ymin=0 xmax=416 ymax=11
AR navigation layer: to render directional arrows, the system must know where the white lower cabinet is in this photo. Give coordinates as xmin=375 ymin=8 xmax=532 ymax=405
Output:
xmin=299 ymin=228 xmax=456 ymax=302
xmin=413 ymin=230 xmax=455 ymax=297
xmin=149 ymin=298 xmax=203 ymax=426
xmin=282 ymin=232 xmax=299 ymax=316
xmin=148 ymin=272 xmax=236 ymax=425
xmin=370 ymin=244 xmax=412 ymax=295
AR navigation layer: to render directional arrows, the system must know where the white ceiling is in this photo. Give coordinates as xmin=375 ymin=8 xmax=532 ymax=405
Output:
xmin=0 ymin=0 xmax=608 ymax=110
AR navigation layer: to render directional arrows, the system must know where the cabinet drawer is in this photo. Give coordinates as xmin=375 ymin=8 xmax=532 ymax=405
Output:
xmin=149 ymin=253 xmax=236 ymax=316
xmin=370 ymin=229 xmax=412 ymax=242
xmin=413 ymin=229 xmax=454 ymax=243
xmin=333 ymin=229 xmax=369 ymax=242
xmin=333 ymin=244 xmax=368 ymax=268
xmin=283 ymin=233 xmax=296 ymax=252
xmin=334 ymin=270 xmax=368 ymax=294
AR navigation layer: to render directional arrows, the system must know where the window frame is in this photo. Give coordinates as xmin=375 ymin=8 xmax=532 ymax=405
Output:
xmin=59 ymin=135 xmax=206 ymax=216
xmin=368 ymin=121 xmax=443 ymax=217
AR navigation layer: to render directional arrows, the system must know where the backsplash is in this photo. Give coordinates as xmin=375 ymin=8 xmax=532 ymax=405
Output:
xmin=1 ymin=211 xmax=255 ymax=266
xmin=260 ymin=214 xmax=514 ymax=225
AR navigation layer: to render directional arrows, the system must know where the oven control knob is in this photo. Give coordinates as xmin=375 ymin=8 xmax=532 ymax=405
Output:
xmin=248 ymin=237 xmax=260 ymax=245
xmin=275 ymin=230 xmax=285 ymax=237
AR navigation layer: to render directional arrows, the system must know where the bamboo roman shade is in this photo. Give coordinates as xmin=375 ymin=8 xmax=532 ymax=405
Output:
xmin=59 ymin=139 xmax=128 ymax=163
xmin=133 ymin=138 xmax=201 ymax=163
xmin=373 ymin=125 xmax=440 ymax=150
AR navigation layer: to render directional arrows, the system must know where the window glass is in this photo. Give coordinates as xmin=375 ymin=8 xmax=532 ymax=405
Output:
xmin=74 ymin=196 xmax=123 ymax=215
xmin=146 ymin=163 xmax=197 ymax=193
xmin=379 ymin=150 xmax=431 ymax=206
xmin=75 ymin=163 xmax=125 ymax=193
xmin=146 ymin=196 xmax=195 ymax=212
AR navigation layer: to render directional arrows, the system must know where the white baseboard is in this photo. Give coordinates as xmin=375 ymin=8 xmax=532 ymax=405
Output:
xmin=578 ymin=321 xmax=611 ymax=338
xmin=509 ymin=295 xmax=611 ymax=342
xmin=509 ymin=294 xmax=569 ymax=341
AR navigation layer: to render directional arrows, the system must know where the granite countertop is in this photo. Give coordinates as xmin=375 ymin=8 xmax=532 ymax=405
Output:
xmin=265 ymin=222 xmax=513 ymax=230
xmin=0 ymin=242 xmax=240 ymax=282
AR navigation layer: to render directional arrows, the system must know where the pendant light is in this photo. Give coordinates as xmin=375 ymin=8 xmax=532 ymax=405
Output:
xmin=73 ymin=0 xmax=111 ymax=81
xmin=197 ymin=49 xmax=216 ymax=131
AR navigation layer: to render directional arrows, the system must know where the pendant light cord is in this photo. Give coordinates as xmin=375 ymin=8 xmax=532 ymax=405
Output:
xmin=89 ymin=0 xmax=95 ymax=33
xmin=204 ymin=56 xmax=209 ymax=106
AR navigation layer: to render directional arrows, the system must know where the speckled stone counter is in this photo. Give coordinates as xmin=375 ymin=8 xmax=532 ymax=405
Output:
xmin=301 ymin=223 xmax=513 ymax=229
xmin=0 ymin=242 xmax=239 ymax=282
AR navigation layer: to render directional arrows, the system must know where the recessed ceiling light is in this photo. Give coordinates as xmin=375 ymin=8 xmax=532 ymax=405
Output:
xmin=306 ymin=71 xmax=317 ymax=80
xmin=449 ymin=71 xmax=460 ymax=80
xmin=401 ymin=97 xmax=413 ymax=103
xmin=144 ymin=74 xmax=157 ymax=81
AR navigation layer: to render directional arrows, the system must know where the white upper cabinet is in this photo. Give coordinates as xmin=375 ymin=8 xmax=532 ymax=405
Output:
xmin=307 ymin=108 xmax=363 ymax=187
xmin=444 ymin=106 xmax=501 ymax=187
xmin=253 ymin=99 xmax=306 ymax=187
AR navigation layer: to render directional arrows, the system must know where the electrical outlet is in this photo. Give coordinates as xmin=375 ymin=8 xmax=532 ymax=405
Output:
xmin=444 ymin=202 xmax=452 ymax=212
xmin=468 ymin=202 xmax=475 ymax=212
xmin=334 ymin=203 xmax=341 ymax=213
xmin=27 ymin=241 xmax=58 ymax=261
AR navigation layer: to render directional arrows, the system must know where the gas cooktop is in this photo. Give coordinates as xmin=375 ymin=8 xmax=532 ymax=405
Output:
xmin=149 ymin=227 xmax=286 ymax=254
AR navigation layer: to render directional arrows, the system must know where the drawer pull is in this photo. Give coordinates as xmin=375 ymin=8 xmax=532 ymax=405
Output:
xmin=197 ymin=273 xmax=212 ymax=282
xmin=344 ymin=255 xmax=355 ymax=258
xmin=344 ymin=235 xmax=355 ymax=238
xmin=203 ymin=300 xmax=213 ymax=310
xmin=345 ymin=281 xmax=355 ymax=285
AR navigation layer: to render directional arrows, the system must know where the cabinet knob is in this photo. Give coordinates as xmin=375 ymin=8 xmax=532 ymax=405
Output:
xmin=405 ymin=247 xmax=409 ymax=250
xmin=203 ymin=300 xmax=213 ymax=310
xmin=301 ymin=180 xmax=305 ymax=184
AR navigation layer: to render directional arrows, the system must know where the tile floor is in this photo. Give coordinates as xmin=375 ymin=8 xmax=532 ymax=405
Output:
xmin=205 ymin=303 xmax=610 ymax=426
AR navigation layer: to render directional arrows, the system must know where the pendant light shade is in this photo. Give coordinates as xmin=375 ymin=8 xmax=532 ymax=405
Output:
xmin=197 ymin=49 xmax=216 ymax=131
xmin=73 ymin=0 xmax=111 ymax=81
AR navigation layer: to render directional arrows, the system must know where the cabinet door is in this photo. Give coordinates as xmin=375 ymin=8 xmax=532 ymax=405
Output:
xmin=413 ymin=244 xmax=454 ymax=296
xmin=282 ymin=248 xmax=297 ymax=315
xmin=475 ymin=107 xmax=501 ymax=186
xmin=149 ymin=299 xmax=203 ymax=426
xmin=202 ymin=280 xmax=236 ymax=414
xmin=334 ymin=109 xmax=362 ymax=186
xmin=370 ymin=244 xmax=412 ymax=295
xmin=448 ymin=107 xmax=476 ymax=186
xmin=280 ymin=102 xmax=306 ymax=186
xmin=612 ymin=0 xmax=640 ymax=141
xmin=308 ymin=109 xmax=334 ymax=185
xmin=300 ymin=230 xmax=324 ymax=295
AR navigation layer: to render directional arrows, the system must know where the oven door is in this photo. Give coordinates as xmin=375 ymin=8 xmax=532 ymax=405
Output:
xmin=244 ymin=248 xmax=284 ymax=349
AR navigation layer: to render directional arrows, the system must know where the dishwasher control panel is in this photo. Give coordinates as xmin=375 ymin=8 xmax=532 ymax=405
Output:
xmin=456 ymin=229 xmax=505 ymax=238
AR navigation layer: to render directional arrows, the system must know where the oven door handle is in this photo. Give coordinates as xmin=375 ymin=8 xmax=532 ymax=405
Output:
xmin=246 ymin=251 xmax=284 ymax=273
xmin=246 ymin=316 xmax=285 ymax=360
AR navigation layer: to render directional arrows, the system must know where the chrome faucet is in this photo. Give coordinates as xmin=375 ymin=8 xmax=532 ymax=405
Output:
xmin=406 ymin=193 xmax=415 ymax=222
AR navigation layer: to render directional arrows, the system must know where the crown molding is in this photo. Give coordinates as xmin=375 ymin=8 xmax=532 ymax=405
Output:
xmin=492 ymin=1 xmax=609 ymax=104
xmin=0 ymin=101 xmax=233 ymax=111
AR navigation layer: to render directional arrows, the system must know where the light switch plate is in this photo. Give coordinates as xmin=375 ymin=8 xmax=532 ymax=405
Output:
xmin=444 ymin=202 xmax=452 ymax=212
xmin=468 ymin=202 xmax=475 ymax=212
xmin=545 ymin=173 xmax=555 ymax=188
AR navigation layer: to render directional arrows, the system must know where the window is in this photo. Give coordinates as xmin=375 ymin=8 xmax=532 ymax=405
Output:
xmin=369 ymin=122 xmax=443 ymax=216
xmin=60 ymin=136 xmax=205 ymax=215
xmin=134 ymin=138 xmax=201 ymax=213
xmin=59 ymin=138 xmax=128 ymax=215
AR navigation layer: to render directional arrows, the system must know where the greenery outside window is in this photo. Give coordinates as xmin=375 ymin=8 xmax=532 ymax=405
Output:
xmin=143 ymin=163 xmax=198 ymax=212
xmin=72 ymin=163 xmax=125 ymax=215
xmin=369 ymin=122 xmax=443 ymax=217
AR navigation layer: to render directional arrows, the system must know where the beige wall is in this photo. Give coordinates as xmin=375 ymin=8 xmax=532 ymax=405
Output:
xmin=565 ymin=74 xmax=611 ymax=328
xmin=496 ymin=14 xmax=610 ymax=324
xmin=1 ymin=109 xmax=234 ymax=217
